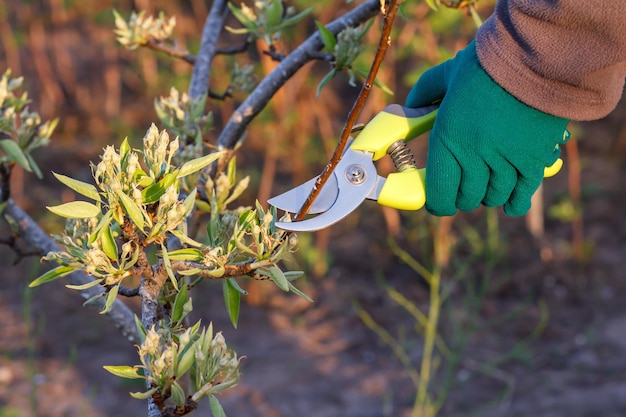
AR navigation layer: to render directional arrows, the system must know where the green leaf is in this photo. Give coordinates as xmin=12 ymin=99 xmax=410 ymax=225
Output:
xmin=315 ymin=21 xmax=336 ymax=52
xmin=171 ymin=381 xmax=186 ymax=407
xmin=265 ymin=0 xmax=284 ymax=27
xmin=224 ymin=26 xmax=250 ymax=35
xmin=0 ymin=139 xmax=31 ymax=172
xmin=267 ymin=266 xmax=289 ymax=291
xmin=130 ymin=387 xmax=157 ymax=399
xmin=115 ymin=189 xmax=145 ymax=230
xmin=39 ymin=117 xmax=59 ymax=140
xmin=255 ymin=200 xmax=265 ymax=217
xmin=171 ymin=281 xmax=189 ymax=324
xmin=141 ymin=171 xmax=178 ymax=204
xmin=101 ymin=226 xmax=119 ymax=262
xmin=52 ymin=172 xmax=100 ymax=201
xmin=204 ymin=266 xmax=225 ymax=278
xmin=136 ymin=172 xmax=154 ymax=188
xmin=119 ymin=137 xmax=131 ymax=162
xmin=278 ymin=7 xmax=313 ymax=29
xmin=134 ymin=314 xmax=147 ymax=343
xmin=47 ymin=201 xmax=100 ymax=219
xmin=195 ymin=199 xmax=211 ymax=212
xmin=227 ymin=278 xmax=248 ymax=295
xmin=29 ymin=265 xmax=75 ymax=287
xmin=222 ymin=176 xmax=250 ymax=207
xmin=177 ymin=267 xmax=204 ymax=276
xmin=82 ymin=293 xmax=104 ymax=307
xmin=101 ymin=284 xmax=119 ymax=314
xmin=182 ymin=188 xmax=197 ymax=218
xmin=167 ymin=248 xmax=204 ymax=261
xmin=223 ymin=279 xmax=241 ymax=328
xmin=287 ymin=281 xmax=313 ymax=302
xmin=160 ymin=243 xmax=178 ymax=290
xmin=227 ymin=2 xmax=257 ymax=32
xmin=209 ymin=395 xmax=227 ymax=417
xmin=284 ymin=271 xmax=304 ymax=281
xmin=65 ymin=279 xmax=103 ymax=290
xmin=171 ymin=230 xmax=204 ymax=248
xmin=177 ymin=341 xmax=196 ymax=378
xmin=140 ymin=183 xmax=166 ymax=205
xmin=26 ymin=153 xmax=43 ymax=179
xmin=227 ymin=156 xmax=237 ymax=185
xmin=88 ymin=210 xmax=113 ymax=245
xmin=237 ymin=208 xmax=256 ymax=228
xmin=103 ymin=365 xmax=144 ymax=380
xmin=316 ymin=69 xmax=337 ymax=97
xmin=178 ymin=151 xmax=223 ymax=178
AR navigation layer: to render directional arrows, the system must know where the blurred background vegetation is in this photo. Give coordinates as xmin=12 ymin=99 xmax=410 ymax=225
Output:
xmin=4 ymin=0 xmax=626 ymax=416
xmin=0 ymin=0 xmax=490 ymax=213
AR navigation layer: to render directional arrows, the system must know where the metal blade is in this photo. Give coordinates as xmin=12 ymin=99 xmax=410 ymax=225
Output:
xmin=267 ymin=174 xmax=339 ymax=214
xmin=274 ymin=149 xmax=378 ymax=232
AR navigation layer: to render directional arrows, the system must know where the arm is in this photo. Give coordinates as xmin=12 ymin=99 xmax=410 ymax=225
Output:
xmin=476 ymin=0 xmax=626 ymax=121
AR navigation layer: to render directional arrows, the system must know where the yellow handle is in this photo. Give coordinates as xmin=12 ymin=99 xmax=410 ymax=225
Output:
xmin=377 ymin=159 xmax=563 ymax=211
xmin=544 ymin=158 xmax=563 ymax=177
xmin=350 ymin=104 xmax=438 ymax=160
xmin=350 ymin=104 xmax=564 ymax=210
xmin=377 ymin=168 xmax=426 ymax=210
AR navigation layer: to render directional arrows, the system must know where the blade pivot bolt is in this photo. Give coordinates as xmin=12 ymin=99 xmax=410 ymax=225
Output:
xmin=345 ymin=164 xmax=366 ymax=185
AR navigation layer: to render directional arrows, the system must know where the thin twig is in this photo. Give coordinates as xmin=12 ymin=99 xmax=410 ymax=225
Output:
xmin=294 ymin=0 xmax=404 ymax=221
xmin=0 ymin=235 xmax=42 ymax=264
xmin=215 ymin=0 xmax=380 ymax=151
xmin=170 ymin=259 xmax=273 ymax=279
xmin=307 ymin=51 xmax=335 ymax=61
xmin=208 ymin=88 xmax=233 ymax=101
xmin=262 ymin=44 xmax=286 ymax=62
xmin=216 ymin=41 xmax=251 ymax=55
xmin=144 ymin=39 xmax=196 ymax=64
xmin=117 ymin=285 xmax=140 ymax=297
xmin=0 ymin=163 xmax=11 ymax=202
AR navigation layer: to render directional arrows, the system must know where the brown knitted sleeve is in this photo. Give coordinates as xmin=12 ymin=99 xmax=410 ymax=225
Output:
xmin=476 ymin=0 xmax=626 ymax=121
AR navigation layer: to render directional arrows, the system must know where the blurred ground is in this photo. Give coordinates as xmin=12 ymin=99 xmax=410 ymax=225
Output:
xmin=2 ymin=1 xmax=626 ymax=417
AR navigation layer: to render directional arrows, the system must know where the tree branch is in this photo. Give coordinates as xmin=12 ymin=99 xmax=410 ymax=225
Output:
xmin=0 ymin=234 xmax=42 ymax=264
xmin=4 ymin=199 xmax=140 ymax=343
xmin=216 ymin=41 xmax=251 ymax=55
xmin=171 ymin=258 xmax=273 ymax=279
xmin=144 ymin=39 xmax=196 ymax=64
xmin=137 ymin=251 xmax=169 ymax=417
xmin=188 ymin=0 xmax=229 ymax=100
xmin=295 ymin=0 xmax=403 ymax=220
xmin=216 ymin=0 xmax=380 ymax=151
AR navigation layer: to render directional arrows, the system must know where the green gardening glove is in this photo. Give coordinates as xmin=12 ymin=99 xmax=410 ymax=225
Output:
xmin=405 ymin=41 xmax=570 ymax=216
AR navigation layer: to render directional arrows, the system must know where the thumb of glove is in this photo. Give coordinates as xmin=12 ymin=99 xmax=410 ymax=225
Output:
xmin=405 ymin=58 xmax=453 ymax=108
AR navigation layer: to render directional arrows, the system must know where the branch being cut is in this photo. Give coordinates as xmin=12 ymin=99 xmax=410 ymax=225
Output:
xmin=295 ymin=0 xmax=404 ymax=220
xmin=216 ymin=0 xmax=381 ymax=151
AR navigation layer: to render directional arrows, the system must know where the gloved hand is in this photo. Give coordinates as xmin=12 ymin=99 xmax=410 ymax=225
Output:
xmin=405 ymin=40 xmax=570 ymax=216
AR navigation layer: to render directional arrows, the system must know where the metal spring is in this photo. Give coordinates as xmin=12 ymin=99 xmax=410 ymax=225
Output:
xmin=387 ymin=140 xmax=417 ymax=172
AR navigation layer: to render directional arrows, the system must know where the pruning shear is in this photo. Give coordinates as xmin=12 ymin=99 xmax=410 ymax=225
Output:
xmin=268 ymin=104 xmax=563 ymax=232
